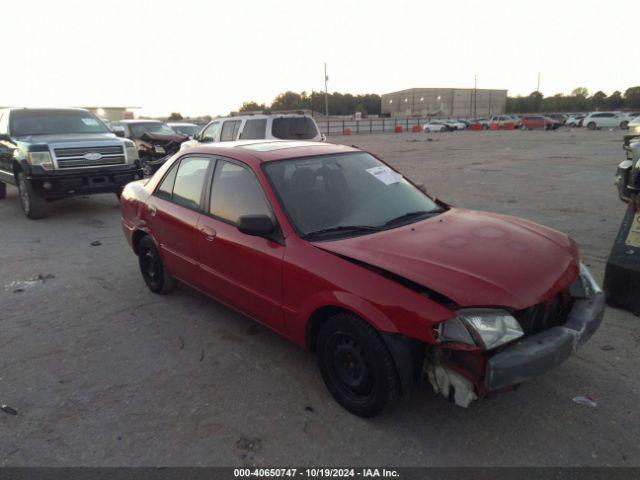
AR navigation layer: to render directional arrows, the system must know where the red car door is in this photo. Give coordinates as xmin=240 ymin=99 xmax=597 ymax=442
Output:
xmin=196 ymin=158 xmax=285 ymax=331
xmin=145 ymin=155 xmax=212 ymax=289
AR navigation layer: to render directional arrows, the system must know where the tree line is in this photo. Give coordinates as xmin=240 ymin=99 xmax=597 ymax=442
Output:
xmin=506 ymin=87 xmax=640 ymax=113
xmin=239 ymin=91 xmax=382 ymax=116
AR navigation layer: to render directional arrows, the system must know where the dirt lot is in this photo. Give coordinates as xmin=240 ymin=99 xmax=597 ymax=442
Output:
xmin=1 ymin=128 xmax=639 ymax=466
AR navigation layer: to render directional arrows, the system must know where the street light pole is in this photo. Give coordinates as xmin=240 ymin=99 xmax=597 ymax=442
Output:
xmin=324 ymin=63 xmax=329 ymax=118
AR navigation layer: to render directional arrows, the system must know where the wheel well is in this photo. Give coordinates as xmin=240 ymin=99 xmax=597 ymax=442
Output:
xmin=306 ymin=305 xmax=357 ymax=352
xmin=132 ymin=230 xmax=148 ymax=255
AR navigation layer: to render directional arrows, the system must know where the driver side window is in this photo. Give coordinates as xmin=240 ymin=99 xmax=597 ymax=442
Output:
xmin=201 ymin=122 xmax=220 ymax=143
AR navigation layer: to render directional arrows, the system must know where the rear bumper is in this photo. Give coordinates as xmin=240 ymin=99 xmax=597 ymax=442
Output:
xmin=485 ymin=292 xmax=605 ymax=391
xmin=26 ymin=165 xmax=144 ymax=199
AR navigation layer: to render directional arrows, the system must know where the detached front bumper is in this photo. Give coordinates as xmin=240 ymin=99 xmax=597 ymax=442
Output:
xmin=485 ymin=291 xmax=605 ymax=391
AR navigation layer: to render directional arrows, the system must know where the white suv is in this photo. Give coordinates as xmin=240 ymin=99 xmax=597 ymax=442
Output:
xmin=181 ymin=113 xmax=324 ymax=150
xmin=582 ymin=112 xmax=626 ymax=130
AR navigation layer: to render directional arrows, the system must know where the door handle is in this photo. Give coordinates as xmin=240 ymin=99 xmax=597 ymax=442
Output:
xmin=199 ymin=226 xmax=217 ymax=242
xmin=147 ymin=204 xmax=157 ymax=217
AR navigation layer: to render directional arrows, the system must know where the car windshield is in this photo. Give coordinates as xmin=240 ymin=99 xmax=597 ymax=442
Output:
xmin=264 ymin=152 xmax=444 ymax=239
xmin=130 ymin=122 xmax=176 ymax=138
xmin=271 ymin=117 xmax=318 ymax=140
xmin=170 ymin=124 xmax=199 ymax=136
xmin=9 ymin=109 xmax=110 ymax=136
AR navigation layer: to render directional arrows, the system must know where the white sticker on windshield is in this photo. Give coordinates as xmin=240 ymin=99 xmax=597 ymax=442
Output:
xmin=366 ymin=166 xmax=402 ymax=186
xmin=82 ymin=118 xmax=99 ymax=126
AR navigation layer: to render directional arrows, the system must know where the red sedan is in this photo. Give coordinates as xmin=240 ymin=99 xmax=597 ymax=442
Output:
xmin=120 ymin=140 xmax=604 ymax=417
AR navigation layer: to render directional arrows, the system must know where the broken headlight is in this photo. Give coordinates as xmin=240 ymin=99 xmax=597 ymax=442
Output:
xmin=438 ymin=309 xmax=524 ymax=350
xmin=125 ymin=142 xmax=139 ymax=162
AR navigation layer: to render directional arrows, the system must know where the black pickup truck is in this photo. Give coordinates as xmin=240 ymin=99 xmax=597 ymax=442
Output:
xmin=0 ymin=108 xmax=143 ymax=219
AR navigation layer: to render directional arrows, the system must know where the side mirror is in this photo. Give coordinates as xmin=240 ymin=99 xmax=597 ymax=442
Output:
xmin=237 ymin=215 xmax=275 ymax=237
xmin=113 ymin=128 xmax=126 ymax=138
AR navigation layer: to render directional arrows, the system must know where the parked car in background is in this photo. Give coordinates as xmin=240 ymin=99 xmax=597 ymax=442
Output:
xmin=181 ymin=113 xmax=323 ymax=150
xmin=565 ymin=114 xmax=585 ymax=127
xmin=582 ymin=112 xmax=626 ymax=130
xmin=423 ymin=121 xmax=450 ymax=132
xmin=0 ymin=108 xmax=142 ymax=218
xmin=167 ymin=122 xmax=201 ymax=138
xmin=620 ymin=112 xmax=640 ymax=129
xmin=520 ymin=115 xmax=560 ymax=130
xmin=474 ymin=117 xmax=490 ymax=129
xmin=111 ymin=120 xmax=189 ymax=174
xmin=623 ymin=116 xmax=640 ymax=149
xmin=488 ymin=115 xmax=517 ymax=128
xmin=121 ymin=139 xmax=604 ymax=417
xmin=548 ymin=113 xmax=567 ymax=125
xmin=443 ymin=119 xmax=467 ymax=130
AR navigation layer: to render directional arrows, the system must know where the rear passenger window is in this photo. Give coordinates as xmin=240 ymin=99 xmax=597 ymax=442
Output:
xmin=156 ymin=163 xmax=178 ymax=200
xmin=240 ymin=119 xmax=267 ymax=139
xmin=209 ymin=160 xmax=273 ymax=224
xmin=172 ymin=157 xmax=210 ymax=210
xmin=220 ymin=120 xmax=241 ymax=141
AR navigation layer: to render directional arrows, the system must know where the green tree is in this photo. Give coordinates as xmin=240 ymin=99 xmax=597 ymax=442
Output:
xmin=239 ymin=101 xmax=267 ymax=112
xmin=168 ymin=112 xmax=183 ymax=121
xmin=590 ymin=91 xmax=608 ymax=110
xmin=624 ymin=86 xmax=640 ymax=109
xmin=606 ymin=91 xmax=624 ymax=110
xmin=571 ymin=87 xmax=589 ymax=98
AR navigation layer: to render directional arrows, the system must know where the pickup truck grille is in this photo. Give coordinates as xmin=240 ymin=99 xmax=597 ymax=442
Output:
xmin=53 ymin=145 xmax=125 ymax=169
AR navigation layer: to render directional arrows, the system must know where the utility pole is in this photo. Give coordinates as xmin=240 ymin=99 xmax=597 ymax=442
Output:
xmin=324 ymin=63 xmax=329 ymax=118
xmin=474 ymin=74 xmax=477 ymax=119
xmin=536 ymin=72 xmax=541 ymax=93
xmin=536 ymin=72 xmax=541 ymax=112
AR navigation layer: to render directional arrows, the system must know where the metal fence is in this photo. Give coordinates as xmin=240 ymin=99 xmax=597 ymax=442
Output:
xmin=318 ymin=117 xmax=441 ymax=136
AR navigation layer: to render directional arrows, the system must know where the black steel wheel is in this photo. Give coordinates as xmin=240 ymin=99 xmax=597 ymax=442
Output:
xmin=317 ymin=313 xmax=400 ymax=417
xmin=138 ymin=235 xmax=175 ymax=294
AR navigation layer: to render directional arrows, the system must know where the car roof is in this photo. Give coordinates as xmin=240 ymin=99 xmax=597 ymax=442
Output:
xmin=167 ymin=122 xmax=198 ymax=126
xmin=185 ymin=140 xmax=357 ymax=166
xmin=116 ymin=119 xmax=164 ymax=124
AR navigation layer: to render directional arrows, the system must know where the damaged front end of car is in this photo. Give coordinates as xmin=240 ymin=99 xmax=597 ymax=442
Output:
xmin=137 ymin=132 xmax=189 ymax=175
xmin=426 ymin=262 xmax=605 ymax=407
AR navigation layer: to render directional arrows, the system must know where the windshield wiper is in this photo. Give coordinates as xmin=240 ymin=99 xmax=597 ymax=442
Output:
xmin=383 ymin=210 xmax=441 ymax=227
xmin=304 ymin=225 xmax=382 ymax=239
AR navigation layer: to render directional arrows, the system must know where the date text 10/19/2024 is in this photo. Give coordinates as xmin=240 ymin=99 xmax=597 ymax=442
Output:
xmin=234 ymin=468 xmax=400 ymax=478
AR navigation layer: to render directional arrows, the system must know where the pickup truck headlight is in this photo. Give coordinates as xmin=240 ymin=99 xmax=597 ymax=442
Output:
xmin=22 ymin=151 xmax=54 ymax=170
xmin=438 ymin=309 xmax=524 ymax=350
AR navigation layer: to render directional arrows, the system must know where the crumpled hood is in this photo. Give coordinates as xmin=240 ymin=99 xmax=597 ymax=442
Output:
xmin=139 ymin=132 xmax=188 ymax=145
xmin=313 ymin=208 xmax=579 ymax=310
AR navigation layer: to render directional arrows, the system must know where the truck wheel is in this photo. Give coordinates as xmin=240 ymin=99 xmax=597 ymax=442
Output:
xmin=587 ymin=122 xmax=597 ymax=130
xmin=316 ymin=312 xmax=401 ymax=417
xmin=0 ymin=181 xmax=6 ymax=199
xmin=17 ymin=173 xmax=48 ymax=219
xmin=138 ymin=235 xmax=175 ymax=294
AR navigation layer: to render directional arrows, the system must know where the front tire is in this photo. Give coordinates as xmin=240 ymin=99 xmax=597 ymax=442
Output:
xmin=587 ymin=122 xmax=597 ymax=130
xmin=17 ymin=172 xmax=48 ymax=219
xmin=138 ymin=235 xmax=175 ymax=294
xmin=317 ymin=313 xmax=401 ymax=417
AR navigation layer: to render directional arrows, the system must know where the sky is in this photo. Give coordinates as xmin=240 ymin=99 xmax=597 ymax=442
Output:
xmin=1 ymin=0 xmax=638 ymax=117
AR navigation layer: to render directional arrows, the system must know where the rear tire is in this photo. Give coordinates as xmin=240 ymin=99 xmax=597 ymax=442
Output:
xmin=587 ymin=122 xmax=597 ymax=130
xmin=138 ymin=235 xmax=175 ymax=294
xmin=0 ymin=181 xmax=6 ymax=199
xmin=17 ymin=172 xmax=48 ymax=219
xmin=316 ymin=313 xmax=401 ymax=417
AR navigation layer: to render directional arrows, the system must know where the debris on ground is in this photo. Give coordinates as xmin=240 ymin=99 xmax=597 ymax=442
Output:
xmin=304 ymin=406 xmax=314 ymax=413
xmin=199 ymin=349 xmax=205 ymax=362
xmin=601 ymin=345 xmax=615 ymax=351
xmin=572 ymin=395 xmax=597 ymax=408
xmin=1 ymin=405 xmax=18 ymax=415
xmin=90 ymin=240 xmax=102 ymax=247
xmin=178 ymin=336 xmax=185 ymax=350
xmin=5 ymin=274 xmax=55 ymax=292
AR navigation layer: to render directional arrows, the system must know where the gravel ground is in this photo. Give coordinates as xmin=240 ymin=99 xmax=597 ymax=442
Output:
xmin=1 ymin=127 xmax=638 ymax=466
